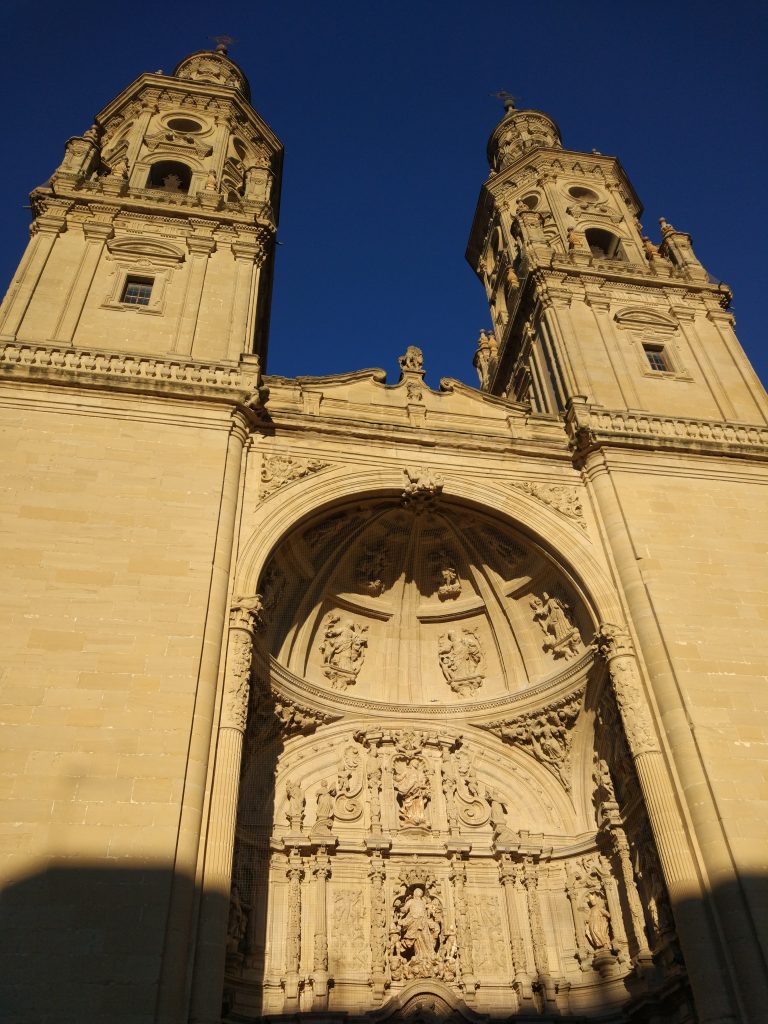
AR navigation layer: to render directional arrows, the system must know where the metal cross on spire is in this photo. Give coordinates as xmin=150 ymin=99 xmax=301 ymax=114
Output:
xmin=492 ymin=91 xmax=519 ymax=114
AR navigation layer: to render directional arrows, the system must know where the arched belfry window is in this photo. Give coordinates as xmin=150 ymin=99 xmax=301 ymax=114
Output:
xmin=585 ymin=227 xmax=625 ymax=260
xmin=146 ymin=160 xmax=192 ymax=194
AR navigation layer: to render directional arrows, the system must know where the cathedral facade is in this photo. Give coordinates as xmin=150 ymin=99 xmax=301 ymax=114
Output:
xmin=0 ymin=47 xmax=766 ymax=1024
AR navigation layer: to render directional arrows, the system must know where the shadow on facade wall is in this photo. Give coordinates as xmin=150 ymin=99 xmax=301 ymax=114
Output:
xmin=3 ymin=859 xmax=759 ymax=1023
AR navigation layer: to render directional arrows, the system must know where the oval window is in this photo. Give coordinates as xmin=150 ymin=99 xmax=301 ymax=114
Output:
xmin=167 ymin=117 xmax=203 ymax=134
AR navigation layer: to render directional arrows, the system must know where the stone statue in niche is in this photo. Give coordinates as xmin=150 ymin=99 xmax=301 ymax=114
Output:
xmin=530 ymin=592 xmax=581 ymax=659
xmin=285 ymin=782 xmax=305 ymax=831
xmin=438 ymin=565 xmax=462 ymax=601
xmin=585 ymin=893 xmax=612 ymax=951
xmin=312 ymin=780 xmax=336 ymax=836
xmin=485 ymin=788 xmax=516 ymax=842
xmin=319 ymin=614 xmax=369 ymax=690
xmin=392 ymin=734 xmax=431 ymax=828
xmin=227 ymin=885 xmax=248 ymax=957
xmin=437 ymin=628 xmax=485 ymax=695
xmin=333 ymin=744 xmax=365 ymax=822
xmin=355 ymin=547 xmax=387 ymax=597
xmin=389 ymin=871 xmax=455 ymax=982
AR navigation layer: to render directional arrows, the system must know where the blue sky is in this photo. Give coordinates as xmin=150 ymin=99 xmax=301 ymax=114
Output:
xmin=1 ymin=0 xmax=766 ymax=390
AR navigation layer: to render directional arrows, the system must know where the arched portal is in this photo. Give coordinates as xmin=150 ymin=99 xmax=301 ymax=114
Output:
xmin=222 ymin=496 xmax=692 ymax=1022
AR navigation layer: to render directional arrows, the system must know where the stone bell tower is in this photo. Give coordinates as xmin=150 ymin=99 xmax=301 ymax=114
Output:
xmin=0 ymin=43 xmax=282 ymax=366
xmin=466 ymin=94 xmax=766 ymax=429
xmin=467 ymin=97 xmax=768 ymax=1024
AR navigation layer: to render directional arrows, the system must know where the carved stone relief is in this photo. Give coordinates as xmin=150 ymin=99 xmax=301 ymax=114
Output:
xmin=356 ymin=546 xmax=388 ymax=596
xmin=531 ymin=592 xmax=581 ymax=659
xmin=483 ymin=693 xmax=582 ymax=791
xmin=392 ymin=733 xmax=432 ymax=829
xmin=318 ymin=613 xmax=369 ymax=690
xmin=332 ymin=890 xmax=368 ymax=971
xmin=389 ymin=869 xmax=456 ymax=983
xmin=402 ymin=467 xmax=444 ymax=511
xmin=260 ymin=453 xmax=331 ymax=498
xmin=437 ymin=628 xmax=485 ymax=696
xmin=513 ymin=482 xmax=586 ymax=529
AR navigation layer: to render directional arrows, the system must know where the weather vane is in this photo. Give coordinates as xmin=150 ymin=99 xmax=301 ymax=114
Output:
xmin=492 ymin=90 xmax=519 ymax=114
xmin=211 ymin=35 xmax=236 ymax=55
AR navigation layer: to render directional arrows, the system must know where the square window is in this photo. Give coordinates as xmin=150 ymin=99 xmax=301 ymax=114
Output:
xmin=644 ymin=345 xmax=670 ymax=372
xmin=121 ymin=276 xmax=153 ymax=306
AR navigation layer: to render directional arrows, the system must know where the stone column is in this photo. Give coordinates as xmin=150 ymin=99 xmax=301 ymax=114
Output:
xmin=521 ymin=856 xmax=556 ymax=1005
xmin=311 ymin=848 xmax=331 ymax=1009
xmin=226 ymin=241 xmax=264 ymax=360
xmin=174 ymin=232 xmax=216 ymax=355
xmin=604 ymin=816 xmax=652 ymax=959
xmin=368 ymin=851 xmax=387 ymax=1001
xmin=592 ymin=621 xmax=738 ymax=1023
xmin=0 ymin=207 xmax=69 ymax=339
xmin=498 ymin=854 xmax=533 ymax=1000
xmin=284 ymin=847 xmax=304 ymax=1010
xmin=51 ymin=218 xmax=114 ymax=344
xmin=596 ymin=858 xmax=628 ymax=965
xmin=449 ymin=854 xmax=476 ymax=1001
xmin=188 ymin=596 xmax=262 ymax=1024
xmin=439 ymin=740 xmax=459 ymax=836
xmin=564 ymin=861 xmax=590 ymax=972
xmin=156 ymin=412 xmax=251 ymax=1024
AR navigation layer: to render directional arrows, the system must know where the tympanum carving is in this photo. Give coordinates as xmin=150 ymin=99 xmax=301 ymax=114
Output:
xmin=437 ymin=628 xmax=485 ymax=696
xmin=319 ymin=614 xmax=369 ymax=690
xmin=531 ymin=592 xmax=581 ymax=659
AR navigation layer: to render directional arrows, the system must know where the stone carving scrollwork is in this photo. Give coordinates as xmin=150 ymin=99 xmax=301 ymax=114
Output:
xmin=368 ymin=852 xmax=388 ymax=998
xmin=332 ymin=890 xmax=367 ymax=971
xmin=437 ymin=628 xmax=485 ymax=696
xmin=221 ymin=597 xmax=262 ymax=731
xmin=514 ymin=482 xmax=586 ymax=529
xmin=483 ymin=692 xmax=582 ymax=792
xmin=260 ymin=453 xmax=331 ymax=498
xmin=258 ymin=692 xmax=341 ymax=738
xmin=333 ymin=743 xmax=365 ymax=822
xmin=592 ymin=624 xmax=660 ymax=756
xmin=319 ymin=614 xmax=369 ymax=690
xmin=531 ymin=592 xmax=581 ymax=659
xmin=402 ymin=467 xmax=444 ymax=511
xmin=451 ymin=743 xmax=491 ymax=827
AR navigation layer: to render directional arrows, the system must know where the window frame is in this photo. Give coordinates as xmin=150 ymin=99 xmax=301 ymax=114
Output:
xmin=120 ymin=276 xmax=154 ymax=307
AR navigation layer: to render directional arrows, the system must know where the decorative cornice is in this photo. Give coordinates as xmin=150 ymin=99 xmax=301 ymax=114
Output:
xmin=0 ymin=340 xmax=262 ymax=409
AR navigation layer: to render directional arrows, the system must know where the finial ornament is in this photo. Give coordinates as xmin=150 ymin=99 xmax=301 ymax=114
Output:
xmin=492 ymin=90 xmax=519 ymax=114
xmin=211 ymin=34 xmax=235 ymax=55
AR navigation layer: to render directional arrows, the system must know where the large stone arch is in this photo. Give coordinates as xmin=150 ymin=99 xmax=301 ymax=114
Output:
xmin=210 ymin=481 xmax=691 ymax=1021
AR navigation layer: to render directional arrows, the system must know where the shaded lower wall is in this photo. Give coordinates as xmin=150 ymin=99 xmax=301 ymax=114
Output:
xmin=3 ymin=861 xmax=759 ymax=1023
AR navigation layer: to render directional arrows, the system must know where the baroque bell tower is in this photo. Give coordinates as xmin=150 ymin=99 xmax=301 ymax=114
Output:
xmin=0 ymin=43 xmax=281 ymax=366
xmin=467 ymin=95 xmax=766 ymax=431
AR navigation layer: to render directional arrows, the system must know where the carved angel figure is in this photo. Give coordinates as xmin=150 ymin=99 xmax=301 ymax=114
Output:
xmin=319 ymin=614 xmax=368 ymax=689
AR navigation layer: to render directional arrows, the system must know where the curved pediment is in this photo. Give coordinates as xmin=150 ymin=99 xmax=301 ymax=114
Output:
xmin=613 ymin=306 xmax=678 ymax=332
xmin=106 ymin=236 xmax=186 ymax=263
